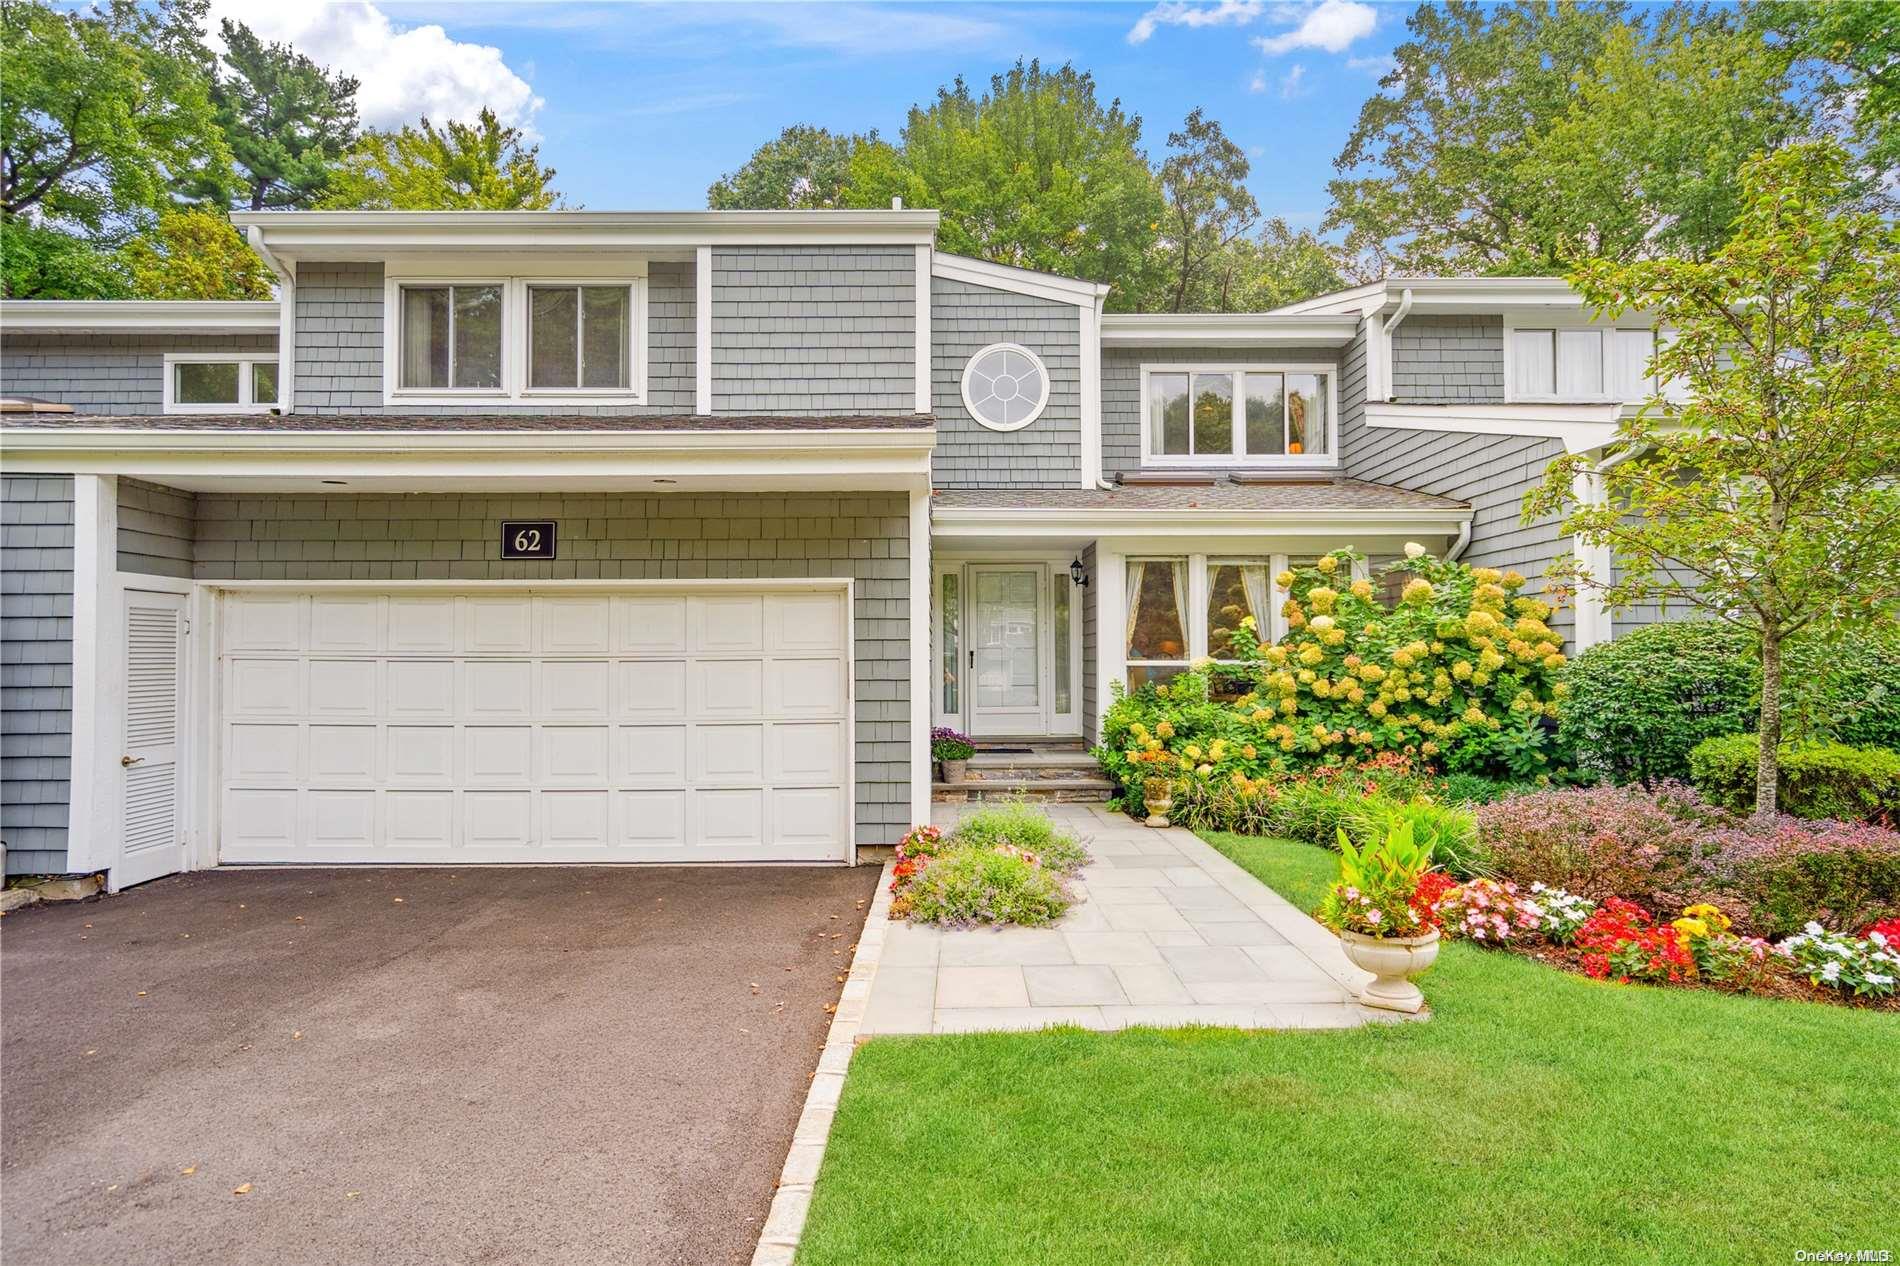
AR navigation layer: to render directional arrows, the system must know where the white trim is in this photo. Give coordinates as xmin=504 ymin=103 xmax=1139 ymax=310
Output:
xmin=932 ymin=505 xmax=1472 ymax=539
xmin=1364 ymin=400 xmax=1622 ymax=452
xmin=276 ymin=274 xmax=296 ymax=413
xmin=66 ymin=476 xmax=119 ymax=877
xmin=161 ymin=352 xmax=281 ymax=414
xmin=929 ymin=252 xmax=1106 ymax=309
xmin=908 ymin=488 xmax=931 ymax=826
xmin=696 ymin=245 xmax=713 ymax=414
xmin=960 ymin=342 xmax=1051 ymax=432
xmin=1265 ymin=280 xmax=1387 ymax=316
xmin=1079 ymin=291 xmax=1103 ymax=489
xmin=1137 ymin=362 xmax=1341 ymax=469
xmin=0 ymin=300 xmax=279 ymax=335
xmin=1099 ymin=313 xmax=1359 ymax=347
xmin=517 ymin=278 xmax=647 ymax=403
xmin=1094 ymin=547 xmax=1125 ymax=726
xmin=913 ymin=245 xmax=932 ymax=415
xmin=1 ymin=426 xmax=933 ymax=455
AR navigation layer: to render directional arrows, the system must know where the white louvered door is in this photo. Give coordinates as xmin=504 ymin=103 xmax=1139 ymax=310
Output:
xmin=119 ymin=591 xmax=188 ymax=887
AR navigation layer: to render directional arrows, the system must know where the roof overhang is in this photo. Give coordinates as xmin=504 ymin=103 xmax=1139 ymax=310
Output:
xmin=1270 ymin=276 xmax=1606 ymax=318
xmin=0 ymin=300 xmax=280 ymax=335
xmin=232 ymin=209 xmax=942 ymax=262
xmin=1365 ymin=401 xmax=1630 ymax=453
xmin=930 ymin=253 xmax=1108 ymax=308
xmin=1099 ymin=313 xmax=1360 ymax=348
xmin=931 ymin=503 xmax=1471 ymax=540
xmin=0 ymin=425 xmax=935 ymax=492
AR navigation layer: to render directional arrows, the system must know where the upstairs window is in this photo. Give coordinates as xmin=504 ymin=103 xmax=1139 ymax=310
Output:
xmin=400 ymin=284 xmax=503 ymax=391
xmin=1144 ymin=364 xmax=1333 ymax=464
xmin=529 ymin=285 xmax=632 ymax=390
xmin=163 ymin=353 xmax=279 ymax=414
xmin=1507 ymin=322 xmax=1656 ymax=402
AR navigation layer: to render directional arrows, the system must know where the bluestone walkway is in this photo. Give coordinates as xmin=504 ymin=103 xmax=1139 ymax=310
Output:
xmin=860 ymin=803 xmax=1398 ymax=1035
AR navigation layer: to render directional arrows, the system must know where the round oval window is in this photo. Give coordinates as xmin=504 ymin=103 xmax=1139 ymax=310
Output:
xmin=960 ymin=343 xmax=1050 ymax=431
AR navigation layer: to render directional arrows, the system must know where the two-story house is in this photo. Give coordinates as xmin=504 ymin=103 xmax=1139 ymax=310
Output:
xmin=0 ymin=209 xmax=1664 ymax=888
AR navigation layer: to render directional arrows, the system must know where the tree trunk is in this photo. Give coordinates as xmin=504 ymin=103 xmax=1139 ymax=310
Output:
xmin=1755 ymin=626 xmax=1781 ymax=819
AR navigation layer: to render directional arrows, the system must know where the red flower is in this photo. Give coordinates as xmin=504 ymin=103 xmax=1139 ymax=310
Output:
xmin=1862 ymin=916 xmax=1900 ymax=942
xmin=1410 ymin=871 xmax=1456 ymax=931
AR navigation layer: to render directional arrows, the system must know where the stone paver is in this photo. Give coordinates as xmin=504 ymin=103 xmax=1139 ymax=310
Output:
xmin=857 ymin=803 xmax=1398 ymax=1035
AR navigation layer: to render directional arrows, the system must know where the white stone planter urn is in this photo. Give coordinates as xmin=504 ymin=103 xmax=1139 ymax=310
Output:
xmin=1338 ymin=928 xmax=1439 ymax=1013
xmin=1142 ymin=796 xmax=1172 ymax=828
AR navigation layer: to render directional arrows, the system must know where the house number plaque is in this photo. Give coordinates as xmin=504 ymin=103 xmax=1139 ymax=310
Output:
xmin=500 ymin=521 xmax=558 ymax=560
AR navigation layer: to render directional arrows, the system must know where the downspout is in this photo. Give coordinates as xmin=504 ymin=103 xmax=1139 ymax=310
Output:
xmin=1445 ymin=517 xmax=1472 ymax=561
xmin=247 ymin=226 xmax=294 ymax=413
xmin=1381 ymin=287 xmax=1415 ymax=403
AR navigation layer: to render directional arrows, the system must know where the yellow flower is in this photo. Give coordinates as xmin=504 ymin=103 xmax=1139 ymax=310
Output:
xmin=1310 ymin=613 xmax=1336 ymax=631
xmin=1275 ymin=570 xmax=1295 ymax=589
xmin=1242 ymin=744 xmax=1257 ymax=759
xmin=1185 ymin=744 xmax=1203 ymax=760
xmin=1402 ymin=578 xmax=1434 ymax=605
xmin=1672 ymin=917 xmax=1709 ymax=943
xmin=1323 ymin=628 xmax=1346 ymax=647
xmin=1350 ymin=578 xmax=1374 ymax=601
xmin=1682 ymin=903 xmax=1731 ymax=933
xmin=1502 ymin=570 xmax=1526 ymax=589
xmin=1317 ymin=554 xmax=1339 ymax=574
xmin=1155 ymin=720 xmax=1175 ymax=739
xmin=1196 ymin=763 xmax=1213 ymax=778
xmin=1299 ymin=644 xmax=1324 ymax=666
xmin=1239 ymin=614 xmax=1257 ymax=631
xmin=1472 ymin=567 xmax=1502 ymax=585
xmin=1368 ymin=700 xmax=1388 ymax=718
xmin=1309 ymin=586 xmax=1338 ymax=613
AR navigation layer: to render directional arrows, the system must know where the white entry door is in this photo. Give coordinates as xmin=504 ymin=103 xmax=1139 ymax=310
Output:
xmin=216 ymin=588 xmax=852 ymax=863
xmin=118 ymin=590 xmax=189 ymax=887
xmin=968 ymin=567 xmax=1043 ymax=736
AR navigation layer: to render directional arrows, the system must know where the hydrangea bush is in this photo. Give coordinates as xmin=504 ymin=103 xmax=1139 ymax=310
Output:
xmin=1098 ymin=546 xmax=1572 ymax=825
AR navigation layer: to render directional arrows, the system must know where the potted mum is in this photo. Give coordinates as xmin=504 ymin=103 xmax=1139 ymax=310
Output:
xmin=1317 ymin=820 xmax=1441 ymax=1013
xmin=931 ymin=727 xmax=975 ymax=782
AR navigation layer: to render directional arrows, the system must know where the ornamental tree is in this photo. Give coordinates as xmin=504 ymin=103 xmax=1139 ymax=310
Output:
xmin=1530 ymin=141 xmax=1900 ymax=818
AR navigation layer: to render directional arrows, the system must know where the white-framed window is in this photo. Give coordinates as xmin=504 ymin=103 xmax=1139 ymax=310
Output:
xmin=383 ymin=271 xmax=648 ymax=406
xmin=1139 ymin=363 xmax=1337 ymax=466
xmin=1505 ymin=317 xmax=1659 ymax=403
xmin=961 ymin=342 xmax=1050 ymax=431
xmin=1205 ymin=559 xmax=1273 ymax=662
xmin=1125 ymin=558 xmax=1190 ymax=689
xmin=162 ymin=352 xmax=279 ymax=414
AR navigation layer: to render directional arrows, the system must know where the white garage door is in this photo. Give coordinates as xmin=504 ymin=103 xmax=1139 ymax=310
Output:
xmin=218 ymin=588 xmax=852 ymax=863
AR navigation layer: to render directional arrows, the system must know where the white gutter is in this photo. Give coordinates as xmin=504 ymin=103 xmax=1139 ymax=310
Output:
xmin=0 ymin=300 xmax=279 ymax=335
xmin=1098 ymin=313 xmax=1359 ymax=347
xmin=1385 ymin=287 xmax=1415 ymax=338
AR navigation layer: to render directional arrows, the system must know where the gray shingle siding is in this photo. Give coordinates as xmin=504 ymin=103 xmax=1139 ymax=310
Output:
xmin=292 ymin=260 xmax=698 ymax=415
xmin=712 ymin=246 xmax=914 ymax=415
xmin=192 ymin=491 xmax=913 ymax=844
xmin=1101 ymin=345 xmax=1345 ymax=481
xmin=1390 ymin=315 xmax=1505 ymax=404
xmin=1 ymin=334 xmax=276 ymax=414
xmin=930 ymin=276 xmax=1081 ymax=488
xmin=118 ymin=478 xmax=196 ymax=578
xmin=1 ymin=475 xmax=75 ymax=874
xmin=1342 ymin=342 xmax=1572 ymax=636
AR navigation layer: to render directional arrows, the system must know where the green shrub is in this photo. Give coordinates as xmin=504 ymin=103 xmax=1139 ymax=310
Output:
xmin=903 ymin=847 xmax=1072 ymax=927
xmin=1562 ymin=622 xmax=1900 ymax=786
xmin=1698 ymin=819 xmax=1900 ymax=938
xmin=1437 ymin=773 xmax=1537 ymax=805
xmin=1342 ymin=796 xmax=1486 ymax=878
xmin=950 ymin=803 xmax=1089 ymax=873
xmin=1688 ymin=734 xmax=1900 ymax=823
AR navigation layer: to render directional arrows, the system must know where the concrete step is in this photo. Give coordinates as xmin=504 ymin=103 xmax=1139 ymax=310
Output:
xmin=966 ymin=750 xmax=1099 ymax=770
xmin=931 ymin=776 xmax=1115 ymax=804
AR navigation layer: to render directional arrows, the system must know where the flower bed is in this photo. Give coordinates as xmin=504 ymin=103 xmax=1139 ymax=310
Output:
xmin=888 ymin=805 xmax=1091 ymax=927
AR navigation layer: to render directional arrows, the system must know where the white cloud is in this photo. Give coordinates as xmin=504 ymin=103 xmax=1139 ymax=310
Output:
xmin=1128 ymin=0 xmax=1265 ymax=45
xmin=1347 ymin=53 xmax=1397 ymax=75
xmin=1252 ymin=0 xmax=1376 ymax=55
xmin=1279 ymin=64 xmax=1309 ymax=99
xmin=207 ymin=1 xmax=542 ymax=132
xmin=1248 ymin=69 xmax=1268 ymax=93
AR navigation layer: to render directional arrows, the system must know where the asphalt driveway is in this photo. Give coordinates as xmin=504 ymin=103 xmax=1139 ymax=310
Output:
xmin=1 ymin=864 xmax=878 ymax=1266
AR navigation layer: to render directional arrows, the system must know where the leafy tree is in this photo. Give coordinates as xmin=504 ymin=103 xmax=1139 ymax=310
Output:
xmin=1155 ymin=108 xmax=1257 ymax=312
xmin=1200 ymin=218 xmax=1347 ymax=312
xmin=0 ymin=0 xmax=231 ymax=228
xmin=1327 ymin=2 xmax=1804 ymax=274
xmin=119 ymin=206 xmax=272 ymax=298
xmin=198 ymin=18 xmax=359 ymax=210
xmin=708 ymin=124 xmax=875 ymax=210
xmin=319 ymin=108 xmax=561 ymax=210
xmin=1755 ymin=1 xmax=1900 ymax=186
xmin=844 ymin=60 xmax=1164 ymax=309
xmin=0 ymin=219 xmax=129 ymax=298
xmin=1529 ymin=142 xmax=1900 ymax=817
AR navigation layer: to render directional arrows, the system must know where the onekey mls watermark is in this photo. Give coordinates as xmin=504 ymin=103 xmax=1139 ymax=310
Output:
xmin=1794 ymin=1251 xmax=1892 ymax=1263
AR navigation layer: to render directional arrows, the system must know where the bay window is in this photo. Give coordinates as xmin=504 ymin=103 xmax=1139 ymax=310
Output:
xmin=1144 ymin=364 xmax=1334 ymax=463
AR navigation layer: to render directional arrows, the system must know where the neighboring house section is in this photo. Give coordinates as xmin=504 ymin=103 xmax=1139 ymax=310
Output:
xmin=0 ymin=213 xmax=1675 ymax=885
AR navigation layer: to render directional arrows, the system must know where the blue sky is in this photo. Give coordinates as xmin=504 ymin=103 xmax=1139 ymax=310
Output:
xmin=218 ymin=1 xmax=1414 ymax=230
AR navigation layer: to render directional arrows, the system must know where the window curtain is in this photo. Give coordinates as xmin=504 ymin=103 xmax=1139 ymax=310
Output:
xmin=1124 ymin=560 xmax=1147 ymax=655
xmin=1169 ymin=559 xmax=1188 ymax=658
xmin=1241 ymin=565 xmax=1271 ymax=642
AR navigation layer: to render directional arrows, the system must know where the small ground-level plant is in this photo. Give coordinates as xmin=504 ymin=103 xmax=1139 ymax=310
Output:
xmin=889 ymin=804 xmax=1090 ymax=927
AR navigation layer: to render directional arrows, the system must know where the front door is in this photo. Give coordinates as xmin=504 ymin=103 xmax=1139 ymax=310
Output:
xmin=117 ymin=589 xmax=188 ymax=887
xmin=968 ymin=567 xmax=1043 ymax=736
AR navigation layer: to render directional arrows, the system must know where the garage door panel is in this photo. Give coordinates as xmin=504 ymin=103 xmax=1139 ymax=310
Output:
xmin=308 ymin=660 xmax=378 ymax=718
xmin=620 ymin=725 xmax=687 ymax=784
xmin=387 ymin=726 xmax=454 ymax=784
xmin=693 ymin=595 xmax=764 ymax=653
xmin=219 ymin=588 xmax=850 ymax=863
xmin=228 ymin=659 xmax=302 ymax=717
xmin=769 ymin=722 xmax=844 ymax=784
xmin=387 ymin=661 xmax=455 ymax=718
xmin=618 ymin=660 xmax=686 ymax=719
xmin=309 ymin=595 xmax=380 ymax=652
xmin=388 ymin=598 xmax=456 ymax=653
xmin=464 ymin=661 xmax=532 ymax=719
xmin=540 ymin=661 xmax=610 ymax=719
xmin=693 ymin=659 xmax=764 ymax=718
xmin=228 ymin=723 xmax=300 ymax=783
xmin=310 ymin=726 xmax=377 ymax=783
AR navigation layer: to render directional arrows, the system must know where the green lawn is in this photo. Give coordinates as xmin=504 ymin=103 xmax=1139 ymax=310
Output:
xmin=799 ymin=833 xmax=1898 ymax=1265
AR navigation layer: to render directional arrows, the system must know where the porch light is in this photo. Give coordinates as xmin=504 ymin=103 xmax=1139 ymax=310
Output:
xmin=1069 ymin=557 xmax=1089 ymax=587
